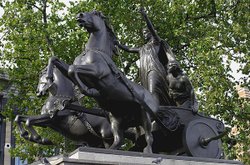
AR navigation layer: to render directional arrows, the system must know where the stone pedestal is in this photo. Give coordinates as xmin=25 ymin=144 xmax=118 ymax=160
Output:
xmin=32 ymin=147 xmax=243 ymax=165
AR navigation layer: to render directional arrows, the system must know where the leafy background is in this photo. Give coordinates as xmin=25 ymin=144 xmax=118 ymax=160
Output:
xmin=0 ymin=0 xmax=249 ymax=164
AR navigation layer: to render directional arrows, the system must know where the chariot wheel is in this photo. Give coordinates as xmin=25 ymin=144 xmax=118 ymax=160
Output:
xmin=183 ymin=119 xmax=222 ymax=158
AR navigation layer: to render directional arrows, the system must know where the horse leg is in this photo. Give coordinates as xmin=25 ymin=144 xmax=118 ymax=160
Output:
xmin=25 ymin=114 xmax=51 ymax=126
xmin=68 ymin=65 xmax=100 ymax=97
xmin=141 ymin=111 xmax=153 ymax=153
xmin=15 ymin=115 xmax=29 ymax=138
xmin=26 ymin=125 xmax=53 ymax=145
xmin=47 ymin=57 xmax=101 ymax=97
xmin=23 ymin=114 xmax=53 ymax=145
xmin=14 ymin=115 xmax=50 ymax=145
xmin=108 ymin=113 xmax=124 ymax=150
xmin=100 ymin=121 xmax=113 ymax=148
xmin=103 ymin=140 xmax=111 ymax=149
xmin=24 ymin=125 xmax=42 ymax=143
xmin=47 ymin=56 xmax=70 ymax=81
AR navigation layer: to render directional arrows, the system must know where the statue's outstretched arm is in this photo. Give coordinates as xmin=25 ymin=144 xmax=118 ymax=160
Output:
xmin=140 ymin=8 xmax=161 ymax=42
xmin=116 ymin=42 xmax=140 ymax=53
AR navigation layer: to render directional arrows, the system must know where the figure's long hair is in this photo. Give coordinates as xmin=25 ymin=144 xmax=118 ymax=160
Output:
xmin=92 ymin=11 xmax=119 ymax=56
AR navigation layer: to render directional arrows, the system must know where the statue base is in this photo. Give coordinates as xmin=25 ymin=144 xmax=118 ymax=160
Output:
xmin=32 ymin=147 xmax=243 ymax=165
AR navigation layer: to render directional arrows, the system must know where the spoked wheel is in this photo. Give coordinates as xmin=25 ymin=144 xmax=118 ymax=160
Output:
xmin=183 ymin=119 xmax=223 ymax=158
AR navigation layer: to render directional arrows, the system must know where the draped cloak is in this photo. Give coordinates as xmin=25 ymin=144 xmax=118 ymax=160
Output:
xmin=139 ymin=41 xmax=174 ymax=106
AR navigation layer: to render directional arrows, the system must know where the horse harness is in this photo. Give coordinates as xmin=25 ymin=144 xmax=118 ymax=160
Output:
xmin=50 ymin=94 xmax=103 ymax=138
xmin=48 ymin=95 xmax=72 ymax=118
xmin=77 ymin=112 xmax=102 ymax=138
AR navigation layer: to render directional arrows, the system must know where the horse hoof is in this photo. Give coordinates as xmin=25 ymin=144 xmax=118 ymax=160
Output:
xmin=14 ymin=115 xmax=20 ymax=122
xmin=21 ymin=131 xmax=29 ymax=137
xmin=143 ymin=147 xmax=152 ymax=154
xmin=25 ymin=119 xmax=30 ymax=126
xmin=109 ymin=143 xmax=122 ymax=150
xmin=33 ymin=135 xmax=41 ymax=141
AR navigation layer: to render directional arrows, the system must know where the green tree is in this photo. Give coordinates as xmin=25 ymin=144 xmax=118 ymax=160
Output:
xmin=0 ymin=0 xmax=249 ymax=164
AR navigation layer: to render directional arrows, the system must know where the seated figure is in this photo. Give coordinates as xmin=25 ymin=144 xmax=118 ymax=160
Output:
xmin=166 ymin=61 xmax=199 ymax=114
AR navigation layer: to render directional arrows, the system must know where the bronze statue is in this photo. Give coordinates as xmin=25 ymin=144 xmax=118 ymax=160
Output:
xmin=117 ymin=8 xmax=175 ymax=106
xmin=15 ymin=9 xmax=227 ymax=159
xmin=41 ymin=10 xmax=222 ymax=157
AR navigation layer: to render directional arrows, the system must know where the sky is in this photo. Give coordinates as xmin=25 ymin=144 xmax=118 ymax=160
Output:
xmin=0 ymin=9 xmax=2 ymax=17
xmin=0 ymin=7 xmax=3 ymax=19
xmin=0 ymin=2 xmax=246 ymax=82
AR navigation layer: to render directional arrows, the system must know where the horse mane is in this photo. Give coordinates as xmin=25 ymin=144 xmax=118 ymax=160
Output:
xmin=92 ymin=10 xmax=119 ymax=56
xmin=39 ymin=67 xmax=48 ymax=78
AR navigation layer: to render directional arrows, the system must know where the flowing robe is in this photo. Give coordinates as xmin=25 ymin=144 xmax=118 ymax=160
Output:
xmin=139 ymin=41 xmax=173 ymax=106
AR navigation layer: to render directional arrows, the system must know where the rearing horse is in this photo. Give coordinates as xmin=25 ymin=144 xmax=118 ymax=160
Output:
xmin=46 ymin=11 xmax=159 ymax=153
xmin=15 ymin=67 xmax=113 ymax=148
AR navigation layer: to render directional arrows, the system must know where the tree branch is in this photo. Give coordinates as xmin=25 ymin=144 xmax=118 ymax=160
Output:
xmin=0 ymin=30 xmax=9 ymax=41
xmin=223 ymin=0 xmax=240 ymax=11
xmin=19 ymin=57 xmax=33 ymax=62
xmin=186 ymin=0 xmax=217 ymax=21
xmin=172 ymin=43 xmax=190 ymax=53
xmin=41 ymin=0 xmax=54 ymax=56
xmin=27 ymin=2 xmax=43 ymax=12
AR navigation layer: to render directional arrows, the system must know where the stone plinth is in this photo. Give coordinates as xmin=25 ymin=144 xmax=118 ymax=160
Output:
xmin=32 ymin=147 xmax=243 ymax=165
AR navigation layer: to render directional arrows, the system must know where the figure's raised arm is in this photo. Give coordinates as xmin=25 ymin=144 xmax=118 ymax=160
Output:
xmin=140 ymin=8 xmax=161 ymax=42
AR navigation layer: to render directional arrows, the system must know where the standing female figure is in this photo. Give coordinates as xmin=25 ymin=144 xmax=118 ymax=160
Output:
xmin=117 ymin=8 xmax=175 ymax=106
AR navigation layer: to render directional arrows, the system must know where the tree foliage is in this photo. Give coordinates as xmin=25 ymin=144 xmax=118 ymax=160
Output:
xmin=0 ymin=0 xmax=249 ymax=164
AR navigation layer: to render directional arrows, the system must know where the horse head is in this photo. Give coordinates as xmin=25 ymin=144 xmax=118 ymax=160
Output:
xmin=76 ymin=11 xmax=107 ymax=32
xmin=76 ymin=10 xmax=119 ymax=56
xmin=36 ymin=68 xmax=52 ymax=97
xmin=37 ymin=67 xmax=59 ymax=97
xmin=37 ymin=66 xmax=76 ymax=101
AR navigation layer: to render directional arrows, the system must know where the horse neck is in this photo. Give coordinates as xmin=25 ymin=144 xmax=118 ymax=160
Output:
xmin=86 ymin=28 xmax=113 ymax=55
